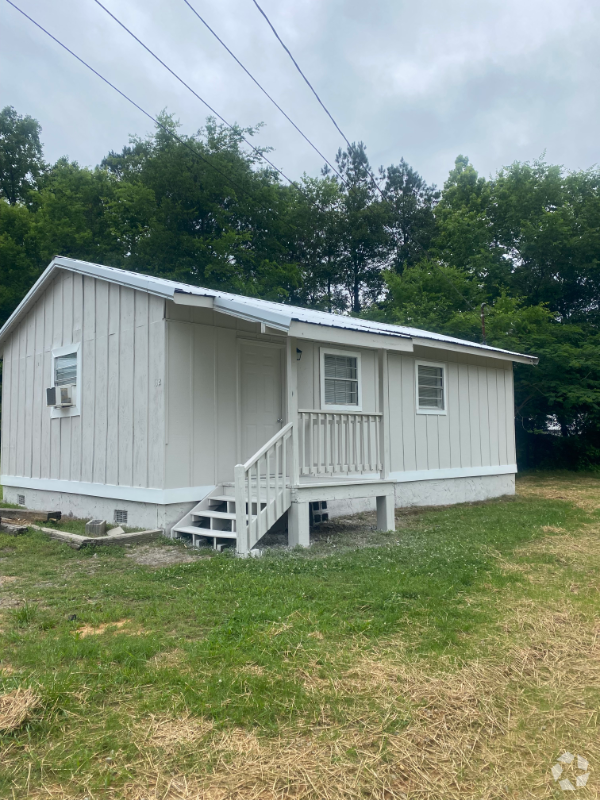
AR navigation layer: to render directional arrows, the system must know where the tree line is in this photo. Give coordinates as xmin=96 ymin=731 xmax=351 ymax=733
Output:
xmin=1 ymin=105 xmax=599 ymax=469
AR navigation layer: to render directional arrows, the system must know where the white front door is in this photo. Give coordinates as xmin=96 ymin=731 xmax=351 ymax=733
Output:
xmin=240 ymin=343 xmax=283 ymax=463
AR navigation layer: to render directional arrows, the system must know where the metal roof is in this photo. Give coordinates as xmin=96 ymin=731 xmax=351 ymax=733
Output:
xmin=0 ymin=256 xmax=538 ymax=364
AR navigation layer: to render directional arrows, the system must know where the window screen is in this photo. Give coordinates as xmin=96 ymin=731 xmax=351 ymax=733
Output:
xmin=324 ymin=354 xmax=359 ymax=406
xmin=55 ymin=353 xmax=77 ymax=386
xmin=418 ymin=364 xmax=444 ymax=410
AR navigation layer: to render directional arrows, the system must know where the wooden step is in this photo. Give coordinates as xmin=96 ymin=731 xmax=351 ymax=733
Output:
xmin=192 ymin=510 xmax=237 ymax=521
xmin=173 ymin=525 xmax=237 ymax=539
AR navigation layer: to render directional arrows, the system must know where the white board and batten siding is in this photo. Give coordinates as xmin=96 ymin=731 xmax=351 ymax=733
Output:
xmin=1 ymin=270 xmax=166 ymax=490
xmin=164 ymin=302 xmax=285 ymax=489
xmin=387 ymin=348 xmax=516 ymax=478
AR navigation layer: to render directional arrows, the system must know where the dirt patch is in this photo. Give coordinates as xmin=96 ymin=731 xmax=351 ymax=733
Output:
xmin=148 ymin=649 xmax=188 ymax=670
xmin=0 ymin=575 xmax=18 ymax=587
xmin=0 ymin=688 xmax=41 ymax=732
xmin=0 ymin=595 xmax=21 ymax=609
xmin=125 ymin=543 xmax=207 ymax=567
xmin=74 ymin=619 xmax=133 ymax=637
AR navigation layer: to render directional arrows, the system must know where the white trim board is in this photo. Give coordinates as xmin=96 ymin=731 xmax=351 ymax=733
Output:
xmin=388 ymin=465 xmax=517 ymax=482
xmin=1 ymin=476 xmax=216 ymax=505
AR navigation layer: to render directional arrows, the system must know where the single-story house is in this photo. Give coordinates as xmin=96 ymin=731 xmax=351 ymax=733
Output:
xmin=0 ymin=257 xmax=537 ymax=555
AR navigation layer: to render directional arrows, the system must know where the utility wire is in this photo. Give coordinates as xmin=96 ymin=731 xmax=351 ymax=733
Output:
xmin=5 ymin=0 xmax=474 ymax=317
xmin=250 ymin=0 xmax=384 ymax=197
xmin=91 ymin=0 xmax=299 ymax=188
xmin=181 ymin=0 xmax=346 ymax=185
xmin=4 ymin=0 xmax=281 ymax=210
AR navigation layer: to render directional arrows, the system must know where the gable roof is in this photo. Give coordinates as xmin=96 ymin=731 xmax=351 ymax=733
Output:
xmin=0 ymin=256 xmax=538 ymax=364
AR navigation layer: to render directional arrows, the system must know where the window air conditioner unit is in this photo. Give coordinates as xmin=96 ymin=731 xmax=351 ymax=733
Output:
xmin=46 ymin=385 xmax=74 ymax=408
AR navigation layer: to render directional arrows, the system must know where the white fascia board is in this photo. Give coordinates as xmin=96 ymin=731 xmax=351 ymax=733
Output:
xmin=412 ymin=336 xmax=538 ymax=365
xmin=172 ymin=292 xmax=215 ymax=308
xmin=214 ymin=296 xmax=292 ymax=331
xmin=53 ymin=257 xmax=177 ymax=299
xmin=289 ymin=321 xmax=414 ymax=352
xmin=1 ymin=475 xmax=216 ymax=505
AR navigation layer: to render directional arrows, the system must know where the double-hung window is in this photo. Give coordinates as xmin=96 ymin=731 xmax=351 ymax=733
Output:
xmin=321 ymin=349 xmax=362 ymax=410
xmin=416 ymin=361 xmax=446 ymax=414
xmin=50 ymin=343 xmax=80 ymax=417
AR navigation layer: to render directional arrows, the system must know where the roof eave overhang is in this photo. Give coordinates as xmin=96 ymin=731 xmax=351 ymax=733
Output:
xmin=289 ymin=320 xmax=414 ymax=352
xmin=412 ymin=336 xmax=538 ymax=365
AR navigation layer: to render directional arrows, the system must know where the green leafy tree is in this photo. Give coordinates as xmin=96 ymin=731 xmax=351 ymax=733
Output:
xmin=383 ymin=158 xmax=439 ymax=273
xmin=0 ymin=106 xmax=45 ymax=205
xmin=335 ymin=143 xmax=389 ymax=312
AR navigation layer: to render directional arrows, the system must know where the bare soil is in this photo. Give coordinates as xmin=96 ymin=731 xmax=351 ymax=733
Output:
xmin=124 ymin=542 xmax=209 ymax=567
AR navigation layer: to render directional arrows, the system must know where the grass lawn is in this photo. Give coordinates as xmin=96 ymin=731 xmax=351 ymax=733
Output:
xmin=1 ymin=471 xmax=600 ymax=799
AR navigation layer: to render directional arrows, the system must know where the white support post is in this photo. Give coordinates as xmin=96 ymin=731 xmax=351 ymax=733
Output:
xmin=288 ymin=499 xmax=310 ymax=548
xmin=376 ymin=494 xmax=395 ymax=532
xmin=234 ymin=464 xmax=249 ymax=556
xmin=286 ymin=337 xmax=299 ymax=486
xmin=378 ymin=349 xmax=391 ymax=479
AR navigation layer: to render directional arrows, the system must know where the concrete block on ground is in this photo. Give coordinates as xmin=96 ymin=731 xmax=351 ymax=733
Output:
xmin=85 ymin=519 xmax=106 ymax=537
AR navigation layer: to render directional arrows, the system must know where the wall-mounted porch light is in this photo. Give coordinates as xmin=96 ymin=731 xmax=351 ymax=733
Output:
xmin=296 ymin=348 xmax=303 ymax=361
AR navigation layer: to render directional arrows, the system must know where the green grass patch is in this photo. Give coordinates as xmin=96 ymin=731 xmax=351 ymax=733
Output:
xmin=1 ymin=473 xmax=599 ymax=797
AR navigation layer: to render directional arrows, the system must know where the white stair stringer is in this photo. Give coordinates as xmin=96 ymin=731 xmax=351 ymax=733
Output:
xmin=170 ymin=484 xmax=286 ymax=553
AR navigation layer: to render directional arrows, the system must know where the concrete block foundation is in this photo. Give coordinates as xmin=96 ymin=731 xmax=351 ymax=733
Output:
xmin=1 ymin=486 xmax=196 ymax=534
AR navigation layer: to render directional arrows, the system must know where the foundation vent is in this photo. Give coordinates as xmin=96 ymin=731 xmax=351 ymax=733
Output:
xmin=17 ymin=494 xmax=25 ymax=506
xmin=310 ymin=501 xmax=328 ymax=525
xmin=114 ymin=509 xmax=128 ymax=525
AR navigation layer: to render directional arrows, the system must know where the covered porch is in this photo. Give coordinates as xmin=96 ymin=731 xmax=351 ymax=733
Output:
xmin=232 ymin=337 xmax=397 ymax=555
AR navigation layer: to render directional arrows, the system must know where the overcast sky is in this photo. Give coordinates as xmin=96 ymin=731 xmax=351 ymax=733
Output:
xmin=2 ymin=0 xmax=599 ymax=188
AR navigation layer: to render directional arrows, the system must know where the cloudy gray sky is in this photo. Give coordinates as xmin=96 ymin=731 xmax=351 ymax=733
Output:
xmin=2 ymin=0 xmax=599 ymax=188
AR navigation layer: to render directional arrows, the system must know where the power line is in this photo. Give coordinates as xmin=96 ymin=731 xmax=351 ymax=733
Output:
xmin=91 ymin=0 xmax=299 ymax=188
xmin=181 ymin=0 xmax=346 ymax=186
xmin=250 ymin=0 xmax=349 ymax=148
xmin=4 ymin=0 xmax=280 ymax=209
xmin=250 ymin=0 xmax=385 ymax=198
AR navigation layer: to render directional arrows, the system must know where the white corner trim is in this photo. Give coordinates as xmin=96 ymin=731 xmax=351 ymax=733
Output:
xmin=388 ymin=465 xmax=517 ymax=483
xmin=0 ymin=475 xmax=216 ymax=505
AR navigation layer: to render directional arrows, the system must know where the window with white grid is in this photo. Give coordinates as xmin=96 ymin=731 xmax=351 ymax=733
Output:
xmin=321 ymin=349 xmax=362 ymax=410
xmin=416 ymin=361 xmax=446 ymax=414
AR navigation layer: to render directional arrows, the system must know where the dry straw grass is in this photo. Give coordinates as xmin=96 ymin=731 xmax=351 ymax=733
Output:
xmin=74 ymin=619 xmax=132 ymax=637
xmin=517 ymin=473 xmax=600 ymax=512
xmin=0 ymin=688 xmax=41 ymax=732
xmin=30 ymin=602 xmax=595 ymax=800
xmin=20 ymin=478 xmax=600 ymax=799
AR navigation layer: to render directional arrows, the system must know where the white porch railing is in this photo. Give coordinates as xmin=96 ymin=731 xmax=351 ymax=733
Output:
xmin=234 ymin=422 xmax=294 ymax=554
xmin=298 ymin=411 xmax=383 ymax=477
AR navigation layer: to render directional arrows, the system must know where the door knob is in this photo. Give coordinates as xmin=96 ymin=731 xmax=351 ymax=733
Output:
xmin=277 ymin=418 xmax=283 ymax=423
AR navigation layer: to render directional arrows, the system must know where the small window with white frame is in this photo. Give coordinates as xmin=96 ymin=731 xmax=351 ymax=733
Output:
xmin=416 ymin=360 xmax=447 ymax=415
xmin=50 ymin=343 xmax=80 ymax=418
xmin=320 ymin=348 xmax=362 ymax=411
